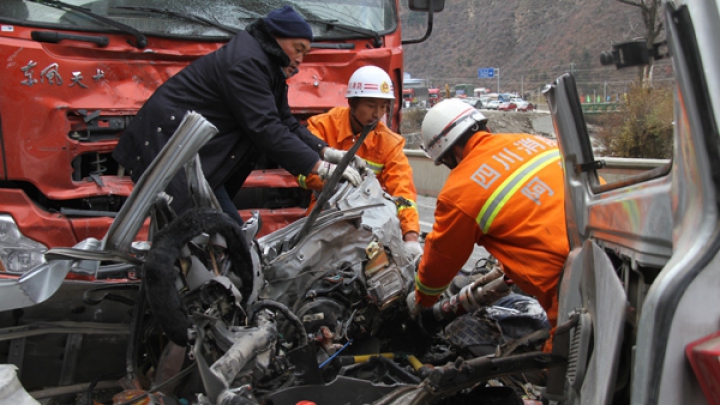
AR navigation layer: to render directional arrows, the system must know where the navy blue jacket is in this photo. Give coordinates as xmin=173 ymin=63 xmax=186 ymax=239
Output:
xmin=113 ymin=19 xmax=326 ymax=212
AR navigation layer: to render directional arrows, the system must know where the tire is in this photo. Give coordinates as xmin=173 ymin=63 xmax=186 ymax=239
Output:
xmin=142 ymin=208 xmax=253 ymax=345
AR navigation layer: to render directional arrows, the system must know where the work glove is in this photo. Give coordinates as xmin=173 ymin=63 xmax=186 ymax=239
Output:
xmin=323 ymin=148 xmax=367 ymax=173
xmin=406 ymin=290 xmax=426 ymax=319
xmin=403 ymin=240 xmax=424 ymax=263
xmin=317 ymin=160 xmax=362 ymax=187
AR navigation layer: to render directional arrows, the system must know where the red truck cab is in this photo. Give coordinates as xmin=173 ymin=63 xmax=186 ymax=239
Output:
xmin=402 ymin=88 xmax=416 ymax=106
xmin=428 ymin=87 xmax=441 ymax=106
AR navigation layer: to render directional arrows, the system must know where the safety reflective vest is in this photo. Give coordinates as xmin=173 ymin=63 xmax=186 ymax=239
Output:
xmin=416 ymin=131 xmax=569 ymax=326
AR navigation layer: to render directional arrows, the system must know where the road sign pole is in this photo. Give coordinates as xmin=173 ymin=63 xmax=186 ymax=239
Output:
xmin=496 ymin=68 xmax=500 ymax=94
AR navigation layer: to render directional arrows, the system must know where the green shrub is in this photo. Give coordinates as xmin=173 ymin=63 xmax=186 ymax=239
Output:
xmin=595 ymin=82 xmax=674 ymax=159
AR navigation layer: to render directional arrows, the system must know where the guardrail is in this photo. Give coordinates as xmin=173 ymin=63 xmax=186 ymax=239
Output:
xmin=581 ymin=103 xmax=620 ymax=114
xmin=405 ymin=149 xmax=669 ymax=197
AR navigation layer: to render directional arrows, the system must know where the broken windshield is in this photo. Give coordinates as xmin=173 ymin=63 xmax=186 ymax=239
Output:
xmin=0 ymin=0 xmax=397 ymax=39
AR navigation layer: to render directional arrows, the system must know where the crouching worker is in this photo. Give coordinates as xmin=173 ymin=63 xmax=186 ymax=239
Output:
xmin=413 ymin=98 xmax=569 ymax=350
xmin=297 ymin=66 xmax=422 ymax=261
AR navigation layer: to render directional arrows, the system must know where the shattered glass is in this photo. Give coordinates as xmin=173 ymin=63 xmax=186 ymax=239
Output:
xmin=0 ymin=0 xmax=397 ymax=38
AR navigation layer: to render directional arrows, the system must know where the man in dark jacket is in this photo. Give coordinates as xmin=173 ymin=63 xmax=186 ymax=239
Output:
xmin=113 ymin=6 xmax=361 ymax=224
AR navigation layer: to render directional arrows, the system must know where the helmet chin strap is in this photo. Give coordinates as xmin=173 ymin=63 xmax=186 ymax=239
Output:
xmin=442 ymin=152 xmax=459 ymax=170
xmin=350 ymin=109 xmax=365 ymax=134
xmin=348 ymin=99 xmax=365 ymax=134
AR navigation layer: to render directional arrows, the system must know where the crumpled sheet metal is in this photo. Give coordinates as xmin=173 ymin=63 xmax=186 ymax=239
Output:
xmin=104 ymin=111 xmax=218 ymax=252
xmin=0 ymin=238 xmax=102 ymax=312
xmin=257 ymin=174 xmax=413 ymax=308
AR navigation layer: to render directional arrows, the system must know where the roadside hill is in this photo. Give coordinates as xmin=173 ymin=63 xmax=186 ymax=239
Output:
xmin=399 ymin=0 xmax=671 ymax=98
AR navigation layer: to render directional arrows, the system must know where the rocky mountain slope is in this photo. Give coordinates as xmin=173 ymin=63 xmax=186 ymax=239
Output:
xmin=399 ymin=0 xmax=669 ymax=97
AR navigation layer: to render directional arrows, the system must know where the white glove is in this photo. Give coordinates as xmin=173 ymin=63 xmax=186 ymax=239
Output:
xmin=404 ymin=240 xmax=424 ymax=262
xmin=406 ymin=291 xmax=418 ymax=318
xmin=323 ymin=148 xmax=367 ymax=172
xmin=406 ymin=290 xmax=426 ymax=319
xmin=317 ymin=160 xmax=362 ymax=187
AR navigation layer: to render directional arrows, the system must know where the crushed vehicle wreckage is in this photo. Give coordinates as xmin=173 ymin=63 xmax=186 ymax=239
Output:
xmin=0 ymin=112 xmax=561 ymax=405
xmin=2 ymin=0 xmax=719 ymax=402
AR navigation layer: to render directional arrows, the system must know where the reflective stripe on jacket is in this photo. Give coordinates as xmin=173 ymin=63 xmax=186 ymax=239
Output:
xmin=415 ymin=131 xmax=569 ymax=327
xmin=302 ymin=107 xmax=420 ymax=236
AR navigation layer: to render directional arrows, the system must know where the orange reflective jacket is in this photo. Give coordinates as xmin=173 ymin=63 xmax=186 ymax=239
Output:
xmin=415 ymin=131 xmax=569 ymax=327
xmin=300 ymin=107 xmax=420 ymax=236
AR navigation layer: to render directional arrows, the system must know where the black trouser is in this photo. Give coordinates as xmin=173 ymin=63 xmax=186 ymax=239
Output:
xmin=214 ymin=185 xmax=244 ymax=226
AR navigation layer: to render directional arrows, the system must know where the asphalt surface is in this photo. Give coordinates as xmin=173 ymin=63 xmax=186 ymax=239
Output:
xmin=416 ymin=194 xmax=490 ymax=273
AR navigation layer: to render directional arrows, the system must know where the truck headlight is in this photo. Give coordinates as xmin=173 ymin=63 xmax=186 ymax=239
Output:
xmin=0 ymin=215 xmax=48 ymax=273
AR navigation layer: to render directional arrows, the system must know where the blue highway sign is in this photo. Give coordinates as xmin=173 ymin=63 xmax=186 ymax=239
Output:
xmin=478 ymin=67 xmax=495 ymax=78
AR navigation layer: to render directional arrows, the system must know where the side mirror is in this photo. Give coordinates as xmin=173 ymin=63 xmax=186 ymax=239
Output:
xmin=403 ymin=0 xmax=444 ymax=45
xmin=599 ymin=40 xmax=668 ymax=70
xmin=408 ymin=0 xmax=445 ymax=12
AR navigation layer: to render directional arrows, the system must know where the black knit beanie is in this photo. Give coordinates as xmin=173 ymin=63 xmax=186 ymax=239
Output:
xmin=264 ymin=5 xmax=313 ymax=41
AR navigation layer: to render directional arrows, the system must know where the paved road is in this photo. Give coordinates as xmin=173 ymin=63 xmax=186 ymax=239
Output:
xmin=416 ymin=194 xmax=490 ymax=273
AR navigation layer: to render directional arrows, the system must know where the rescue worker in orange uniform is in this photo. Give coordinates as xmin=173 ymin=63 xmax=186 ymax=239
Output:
xmin=413 ymin=98 xmax=569 ymax=330
xmin=297 ymin=66 xmax=422 ymax=259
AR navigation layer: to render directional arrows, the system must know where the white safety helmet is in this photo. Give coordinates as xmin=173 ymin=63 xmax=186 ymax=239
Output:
xmin=346 ymin=66 xmax=395 ymax=99
xmin=421 ymin=99 xmax=487 ymax=164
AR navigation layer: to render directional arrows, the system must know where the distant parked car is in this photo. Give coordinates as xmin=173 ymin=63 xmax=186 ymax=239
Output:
xmin=513 ymin=98 xmax=535 ymax=111
xmin=498 ymin=100 xmax=517 ymax=111
xmin=485 ymin=100 xmax=501 ymax=110
xmin=458 ymin=96 xmax=483 ymax=109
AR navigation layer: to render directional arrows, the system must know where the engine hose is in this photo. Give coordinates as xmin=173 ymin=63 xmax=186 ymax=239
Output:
xmin=250 ymin=300 xmax=308 ymax=347
xmin=406 ymin=355 xmax=424 ymax=372
xmin=346 ymin=353 xmax=424 ymax=372
xmin=351 ymin=352 xmax=394 ymax=363
xmin=143 ymin=208 xmax=252 ymax=346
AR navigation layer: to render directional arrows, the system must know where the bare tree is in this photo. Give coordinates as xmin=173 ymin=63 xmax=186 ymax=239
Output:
xmin=616 ymin=0 xmax=664 ymax=83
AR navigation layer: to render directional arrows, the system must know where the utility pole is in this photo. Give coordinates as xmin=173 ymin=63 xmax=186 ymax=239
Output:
xmin=604 ymin=81 xmax=607 ymax=102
